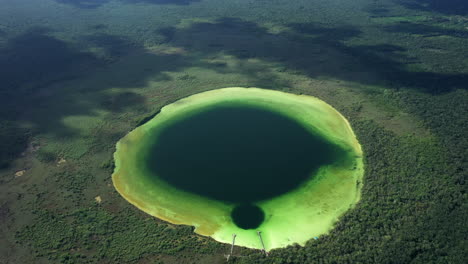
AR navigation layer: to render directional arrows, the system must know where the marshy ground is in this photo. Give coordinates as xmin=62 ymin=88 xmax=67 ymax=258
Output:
xmin=0 ymin=0 xmax=467 ymax=263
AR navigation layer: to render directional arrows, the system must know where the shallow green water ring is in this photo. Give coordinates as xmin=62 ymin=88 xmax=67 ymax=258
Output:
xmin=113 ymin=87 xmax=364 ymax=250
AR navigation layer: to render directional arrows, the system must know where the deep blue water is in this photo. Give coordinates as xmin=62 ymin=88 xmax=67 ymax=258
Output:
xmin=145 ymin=104 xmax=346 ymax=228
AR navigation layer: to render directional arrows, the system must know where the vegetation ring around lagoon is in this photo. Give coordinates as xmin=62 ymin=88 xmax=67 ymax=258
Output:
xmin=112 ymin=87 xmax=364 ymax=250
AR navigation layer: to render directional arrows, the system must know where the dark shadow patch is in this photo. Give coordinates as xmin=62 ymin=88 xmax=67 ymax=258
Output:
xmin=0 ymin=27 xmax=103 ymax=146
xmin=123 ymin=0 xmax=201 ymax=5
xmin=335 ymin=42 xmax=468 ymax=94
xmin=157 ymin=17 xmax=468 ymax=94
xmin=82 ymin=33 xmax=137 ymax=58
xmin=157 ymin=27 xmax=177 ymax=43
xmin=366 ymin=7 xmax=391 ymax=16
xmin=0 ymin=28 xmax=191 ymax=166
xmin=0 ymin=121 xmax=30 ymax=169
xmin=384 ymin=21 xmax=468 ymax=38
xmin=55 ymin=0 xmax=111 ymax=9
xmin=55 ymin=0 xmax=201 ymax=8
xmin=36 ymin=149 xmax=59 ymax=163
xmin=99 ymin=92 xmax=146 ymax=112
xmin=292 ymin=23 xmax=362 ymax=41
xmin=0 ymin=27 xmax=98 ymax=92
xmin=395 ymin=0 xmax=468 ymax=15
xmin=88 ymin=24 xmax=108 ymax=30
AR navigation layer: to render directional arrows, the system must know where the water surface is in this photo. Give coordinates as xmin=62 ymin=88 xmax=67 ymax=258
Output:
xmin=146 ymin=105 xmax=345 ymax=204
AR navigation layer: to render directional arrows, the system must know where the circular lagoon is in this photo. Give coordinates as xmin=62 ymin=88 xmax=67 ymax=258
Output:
xmin=112 ymin=87 xmax=364 ymax=250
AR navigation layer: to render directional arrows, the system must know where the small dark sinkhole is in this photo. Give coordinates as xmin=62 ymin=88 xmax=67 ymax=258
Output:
xmin=231 ymin=204 xmax=265 ymax=229
xmin=146 ymin=105 xmax=344 ymax=229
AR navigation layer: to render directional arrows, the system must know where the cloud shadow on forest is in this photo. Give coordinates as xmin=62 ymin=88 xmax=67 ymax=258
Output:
xmin=55 ymin=0 xmax=111 ymax=9
xmin=54 ymin=0 xmax=201 ymax=9
xmin=0 ymin=27 xmax=190 ymax=167
xmin=384 ymin=21 xmax=468 ymax=38
xmin=122 ymin=0 xmax=201 ymax=5
xmin=2 ymin=17 xmax=467 ymax=167
xmin=156 ymin=17 xmax=468 ymax=94
xmin=395 ymin=0 xmax=468 ymax=16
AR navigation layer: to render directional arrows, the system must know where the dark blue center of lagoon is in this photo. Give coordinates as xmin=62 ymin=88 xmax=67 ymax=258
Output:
xmin=146 ymin=104 xmax=343 ymax=204
xmin=231 ymin=204 xmax=265 ymax=229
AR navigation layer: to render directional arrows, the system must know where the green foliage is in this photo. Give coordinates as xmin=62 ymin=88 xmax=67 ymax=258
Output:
xmin=36 ymin=149 xmax=58 ymax=163
xmin=135 ymin=110 xmax=161 ymax=127
xmin=99 ymin=158 xmax=115 ymax=172
xmin=0 ymin=120 xmax=29 ymax=168
xmin=16 ymin=206 xmax=225 ymax=263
